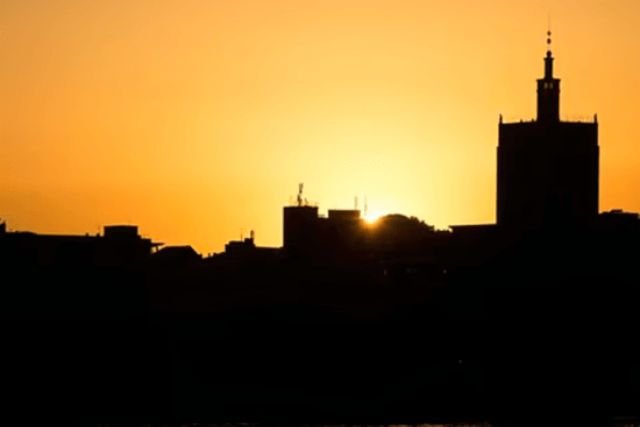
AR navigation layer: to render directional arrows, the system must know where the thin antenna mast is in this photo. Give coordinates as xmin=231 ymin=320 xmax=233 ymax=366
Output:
xmin=297 ymin=183 xmax=304 ymax=207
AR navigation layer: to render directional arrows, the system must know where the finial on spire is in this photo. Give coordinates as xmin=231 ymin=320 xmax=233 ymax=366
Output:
xmin=538 ymin=24 xmax=560 ymax=122
xmin=546 ymin=14 xmax=552 ymax=54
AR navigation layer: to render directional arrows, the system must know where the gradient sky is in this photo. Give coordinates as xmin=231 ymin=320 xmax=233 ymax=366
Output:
xmin=1 ymin=0 xmax=639 ymax=253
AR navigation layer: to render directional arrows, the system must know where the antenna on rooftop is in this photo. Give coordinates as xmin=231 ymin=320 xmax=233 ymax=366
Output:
xmin=297 ymin=183 xmax=304 ymax=207
xmin=354 ymin=196 xmax=359 ymax=210
xmin=364 ymin=197 xmax=368 ymax=218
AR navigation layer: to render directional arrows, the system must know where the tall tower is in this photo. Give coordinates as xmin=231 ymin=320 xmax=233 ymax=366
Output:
xmin=537 ymin=31 xmax=560 ymax=123
xmin=497 ymin=32 xmax=599 ymax=229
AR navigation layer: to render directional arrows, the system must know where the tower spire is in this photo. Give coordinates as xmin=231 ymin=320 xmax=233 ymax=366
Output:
xmin=537 ymin=28 xmax=560 ymax=122
xmin=544 ymin=29 xmax=554 ymax=78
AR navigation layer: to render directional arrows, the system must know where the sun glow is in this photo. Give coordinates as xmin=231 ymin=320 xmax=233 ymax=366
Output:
xmin=364 ymin=211 xmax=384 ymax=225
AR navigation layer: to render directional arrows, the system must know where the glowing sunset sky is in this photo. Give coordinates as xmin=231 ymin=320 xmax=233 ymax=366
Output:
xmin=1 ymin=0 xmax=639 ymax=253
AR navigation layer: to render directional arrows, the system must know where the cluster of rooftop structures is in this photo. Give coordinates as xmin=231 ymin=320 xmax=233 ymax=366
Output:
xmin=0 ymin=31 xmax=638 ymax=270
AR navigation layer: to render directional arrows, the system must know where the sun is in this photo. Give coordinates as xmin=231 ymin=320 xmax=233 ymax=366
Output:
xmin=363 ymin=210 xmax=384 ymax=225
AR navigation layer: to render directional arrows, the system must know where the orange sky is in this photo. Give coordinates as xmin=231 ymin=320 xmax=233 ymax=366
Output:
xmin=1 ymin=0 xmax=639 ymax=253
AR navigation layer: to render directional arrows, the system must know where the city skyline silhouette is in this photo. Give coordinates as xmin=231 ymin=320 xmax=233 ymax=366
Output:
xmin=1 ymin=28 xmax=628 ymax=259
xmin=1 ymin=2 xmax=640 ymax=425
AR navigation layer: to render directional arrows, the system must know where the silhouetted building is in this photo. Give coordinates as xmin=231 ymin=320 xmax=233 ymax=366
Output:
xmin=325 ymin=209 xmax=366 ymax=251
xmin=0 ymin=224 xmax=157 ymax=267
xmin=225 ymin=235 xmax=257 ymax=257
xmin=151 ymin=245 xmax=201 ymax=265
xmin=598 ymin=209 xmax=640 ymax=230
xmin=103 ymin=225 xmax=139 ymax=239
xmin=497 ymin=34 xmax=599 ymax=229
xmin=283 ymin=205 xmax=321 ymax=254
xmin=283 ymin=200 xmax=368 ymax=258
xmin=213 ymin=233 xmax=281 ymax=264
xmin=99 ymin=225 xmax=158 ymax=265
xmin=327 ymin=209 xmax=361 ymax=223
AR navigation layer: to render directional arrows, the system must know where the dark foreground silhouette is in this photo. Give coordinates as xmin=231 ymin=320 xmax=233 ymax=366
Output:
xmin=1 ymin=213 xmax=638 ymax=425
xmin=1 ymin=34 xmax=639 ymax=425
